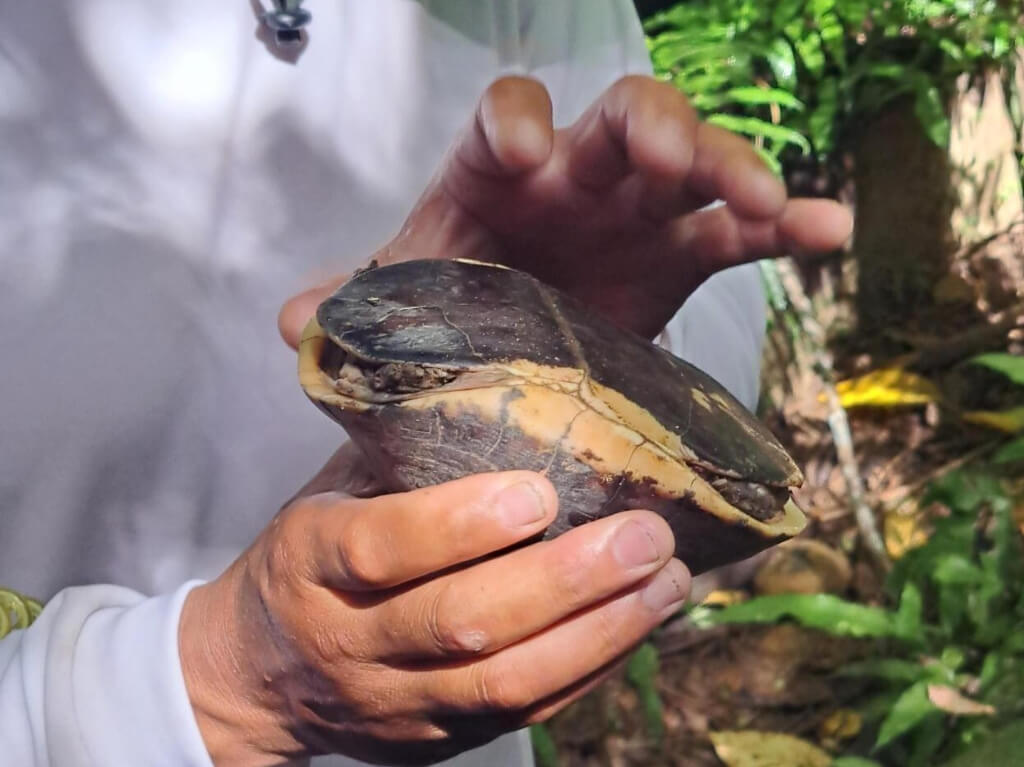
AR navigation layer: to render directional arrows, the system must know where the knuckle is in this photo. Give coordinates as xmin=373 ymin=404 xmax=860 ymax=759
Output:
xmin=336 ymin=515 xmax=391 ymax=589
xmin=259 ymin=508 xmax=313 ymax=588
xmin=426 ymin=583 xmax=490 ymax=655
xmin=547 ymin=546 xmax=593 ymax=612
xmin=591 ymin=604 xmax=628 ymax=659
xmin=613 ymin=73 xmax=651 ymax=94
xmin=471 ymin=663 xmax=533 ymax=711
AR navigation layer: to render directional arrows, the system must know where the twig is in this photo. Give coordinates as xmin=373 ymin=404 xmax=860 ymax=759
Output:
xmin=879 ymin=440 xmax=1001 ymax=511
xmin=762 ymin=260 xmax=892 ymax=574
xmin=955 ymin=218 xmax=1024 ymax=260
xmin=907 ymin=301 xmax=1024 ymax=370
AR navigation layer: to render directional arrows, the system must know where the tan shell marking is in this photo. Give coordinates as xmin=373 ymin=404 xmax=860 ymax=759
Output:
xmin=394 ymin=375 xmax=804 ymax=538
xmin=299 ymin=317 xmax=804 ymax=536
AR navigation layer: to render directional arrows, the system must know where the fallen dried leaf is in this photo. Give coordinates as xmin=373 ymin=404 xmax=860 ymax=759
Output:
xmin=702 ymin=589 xmax=750 ymax=607
xmin=962 ymin=407 xmax=1024 ymax=434
xmin=927 ymin=685 xmax=996 ymax=716
xmin=835 ymin=368 xmax=940 ymax=409
xmin=710 ymin=730 xmax=833 ymax=767
xmin=753 ymin=540 xmax=852 ymax=595
xmin=884 ymin=511 xmax=930 ymax=559
xmin=818 ymin=708 xmax=863 ymax=741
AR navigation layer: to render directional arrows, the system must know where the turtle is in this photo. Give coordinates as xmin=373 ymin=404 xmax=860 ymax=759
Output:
xmin=298 ymin=258 xmax=806 ymax=574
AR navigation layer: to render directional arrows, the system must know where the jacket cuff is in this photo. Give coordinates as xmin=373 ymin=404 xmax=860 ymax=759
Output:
xmin=66 ymin=581 xmax=214 ymax=766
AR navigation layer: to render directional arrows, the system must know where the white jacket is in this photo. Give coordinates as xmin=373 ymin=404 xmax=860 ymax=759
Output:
xmin=0 ymin=1 xmax=766 ymax=764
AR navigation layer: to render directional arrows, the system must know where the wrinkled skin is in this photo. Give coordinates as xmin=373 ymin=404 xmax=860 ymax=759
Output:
xmin=182 ymin=444 xmax=689 ymax=766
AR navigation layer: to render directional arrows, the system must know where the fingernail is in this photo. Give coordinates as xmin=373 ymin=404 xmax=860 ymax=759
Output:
xmin=641 ymin=561 xmax=689 ymax=612
xmin=496 ymin=482 xmax=546 ymax=527
xmin=612 ymin=521 xmax=661 ymax=568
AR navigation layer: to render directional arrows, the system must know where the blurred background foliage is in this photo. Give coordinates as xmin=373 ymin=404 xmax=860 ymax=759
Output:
xmin=536 ymin=2 xmax=1024 ymax=766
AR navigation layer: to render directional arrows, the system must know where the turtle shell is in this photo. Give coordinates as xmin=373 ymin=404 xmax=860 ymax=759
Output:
xmin=299 ymin=259 xmax=805 ymax=574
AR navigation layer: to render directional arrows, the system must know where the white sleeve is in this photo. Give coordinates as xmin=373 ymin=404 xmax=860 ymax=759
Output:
xmin=0 ymin=581 xmax=213 ymax=767
xmin=659 ymin=263 xmax=768 ymax=411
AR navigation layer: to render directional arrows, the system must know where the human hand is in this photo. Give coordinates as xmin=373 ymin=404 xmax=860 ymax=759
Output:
xmin=179 ymin=450 xmax=689 ymax=766
xmin=279 ymin=74 xmax=853 ymax=346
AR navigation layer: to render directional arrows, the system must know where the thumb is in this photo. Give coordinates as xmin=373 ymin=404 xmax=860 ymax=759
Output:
xmin=278 ymin=276 xmax=343 ymax=349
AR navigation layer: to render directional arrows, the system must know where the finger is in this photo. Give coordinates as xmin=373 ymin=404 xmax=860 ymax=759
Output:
xmin=777 ymin=197 xmax=855 ymax=254
xmin=295 ymin=472 xmax=558 ymax=592
xmin=565 ymin=75 xmax=698 ymax=191
xmin=278 ymin=275 xmax=344 ymax=349
xmin=455 ymin=76 xmax=554 ymax=177
xmin=679 ymin=122 xmax=787 ymax=221
xmin=671 ymin=197 xmax=854 ymax=281
xmin=368 ymin=510 xmax=675 ymax=660
xmin=426 ymin=558 xmax=690 ymax=713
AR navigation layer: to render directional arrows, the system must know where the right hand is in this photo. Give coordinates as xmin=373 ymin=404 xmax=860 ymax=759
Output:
xmin=179 ymin=448 xmax=690 ymax=766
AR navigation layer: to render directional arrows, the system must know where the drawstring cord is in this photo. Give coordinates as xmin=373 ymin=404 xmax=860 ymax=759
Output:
xmin=261 ymin=0 xmax=312 ymax=46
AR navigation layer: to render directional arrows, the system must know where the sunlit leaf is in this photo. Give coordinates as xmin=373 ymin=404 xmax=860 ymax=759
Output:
xmin=753 ymin=145 xmax=784 ymax=176
xmin=927 ymin=685 xmax=996 ymax=716
xmin=961 ymin=408 xmax=1024 ymax=434
xmin=836 ymin=367 xmax=940 ymax=409
xmin=766 ymin=38 xmax=798 ymax=89
xmin=707 ymin=593 xmax=920 ymax=641
xmin=723 ymin=86 xmax=805 ymax=110
xmin=819 ymin=12 xmax=848 ymax=70
xmin=969 ymin=353 xmax=1024 ymax=386
xmin=876 ymin=681 xmax=938 ymax=748
xmin=707 ymin=114 xmax=813 ymax=153
xmin=710 ymin=730 xmax=832 ymax=767
xmin=794 ymin=29 xmax=826 ymax=76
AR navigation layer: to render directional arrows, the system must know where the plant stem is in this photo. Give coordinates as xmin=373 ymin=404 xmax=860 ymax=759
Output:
xmin=763 ymin=259 xmax=892 ymax=574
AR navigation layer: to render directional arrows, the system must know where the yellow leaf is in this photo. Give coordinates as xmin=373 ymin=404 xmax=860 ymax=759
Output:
xmin=836 ymin=368 xmax=940 ymax=409
xmin=927 ymin=685 xmax=996 ymax=716
xmin=701 ymin=589 xmax=749 ymax=607
xmin=818 ymin=709 xmax=863 ymax=741
xmin=710 ymin=731 xmax=832 ymax=767
xmin=884 ymin=512 xmax=930 ymax=560
xmin=961 ymin=407 xmax=1024 ymax=434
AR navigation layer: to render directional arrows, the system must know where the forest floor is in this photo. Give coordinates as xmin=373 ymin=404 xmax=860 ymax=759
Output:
xmin=544 ymin=253 xmax=1024 ymax=767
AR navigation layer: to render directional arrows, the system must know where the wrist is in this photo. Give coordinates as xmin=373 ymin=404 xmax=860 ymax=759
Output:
xmin=179 ymin=569 xmax=303 ymax=767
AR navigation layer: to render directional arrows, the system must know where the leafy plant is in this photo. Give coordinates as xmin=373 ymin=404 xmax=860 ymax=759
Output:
xmin=0 ymin=588 xmax=42 ymax=639
xmin=529 ymin=723 xmax=561 ymax=767
xmin=644 ymin=0 xmax=1024 ymax=174
xmin=696 ymin=469 xmax=1024 ymax=766
xmin=625 ymin=641 xmax=665 ymax=741
xmin=966 ymin=353 xmax=1024 ymax=463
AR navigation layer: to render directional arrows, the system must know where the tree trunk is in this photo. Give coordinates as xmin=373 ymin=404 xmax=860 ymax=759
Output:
xmin=852 ymin=97 xmax=957 ymax=337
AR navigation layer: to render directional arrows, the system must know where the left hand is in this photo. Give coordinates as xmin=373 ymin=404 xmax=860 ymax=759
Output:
xmin=279 ymin=74 xmax=852 ymax=344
